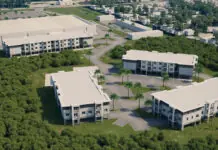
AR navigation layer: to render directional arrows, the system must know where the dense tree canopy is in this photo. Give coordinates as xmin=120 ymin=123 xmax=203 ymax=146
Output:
xmin=110 ymin=36 xmax=218 ymax=71
xmin=0 ymin=50 xmax=217 ymax=149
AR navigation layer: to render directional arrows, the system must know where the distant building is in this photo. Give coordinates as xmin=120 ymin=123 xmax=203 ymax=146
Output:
xmin=127 ymin=30 xmax=163 ymax=40
xmin=152 ymin=78 xmax=218 ymax=130
xmin=138 ymin=15 xmax=151 ymax=25
xmin=96 ymin=15 xmax=115 ymax=22
xmin=183 ymin=29 xmax=195 ymax=36
xmin=198 ymin=33 xmax=214 ymax=43
xmin=58 ymin=0 xmax=74 ymax=6
xmin=1 ymin=15 xmax=96 ymax=57
xmin=122 ymin=50 xmax=198 ymax=79
xmin=115 ymin=19 xmax=152 ymax=32
xmin=51 ymin=66 xmax=111 ymax=125
xmin=207 ymin=26 xmax=218 ymax=33
xmin=151 ymin=11 xmax=161 ymax=17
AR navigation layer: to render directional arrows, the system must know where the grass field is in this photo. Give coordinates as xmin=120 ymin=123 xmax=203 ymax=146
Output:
xmin=32 ymin=65 xmax=218 ymax=144
xmin=30 ymin=59 xmax=135 ymax=136
xmin=29 ymin=52 xmax=218 ymax=144
xmin=100 ymin=52 xmax=122 ymax=67
xmin=47 ymin=7 xmax=103 ymax=21
xmin=203 ymin=67 xmax=218 ymax=77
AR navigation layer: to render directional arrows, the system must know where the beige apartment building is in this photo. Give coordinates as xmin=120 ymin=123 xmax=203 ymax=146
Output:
xmin=0 ymin=15 xmax=96 ymax=57
xmin=50 ymin=66 xmax=111 ymax=125
xmin=152 ymin=78 xmax=218 ymax=130
xmin=122 ymin=50 xmax=198 ymax=79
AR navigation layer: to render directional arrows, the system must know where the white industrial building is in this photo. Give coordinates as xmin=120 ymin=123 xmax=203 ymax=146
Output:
xmin=122 ymin=50 xmax=198 ymax=79
xmin=138 ymin=16 xmax=151 ymax=25
xmin=50 ymin=66 xmax=111 ymax=125
xmin=115 ymin=19 xmax=152 ymax=32
xmin=96 ymin=15 xmax=115 ymax=22
xmin=0 ymin=15 xmax=96 ymax=57
xmin=183 ymin=29 xmax=195 ymax=36
xmin=57 ymin=0 xmax=74 ymax=6
xmin=207 ymin=26 xmax=218 ymax=33
xmin=198 ymin=33 xmax=214 ymax=43
xmin=127 ymin=30 xmax=163 ymax=40
xmin=152 ymin=78 xmax=218 ymax=130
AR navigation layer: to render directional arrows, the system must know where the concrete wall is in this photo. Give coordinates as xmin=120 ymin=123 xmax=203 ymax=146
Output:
xmin=178 ymin=66 xmax=193 ymax=77
xmin=123 ymin=60 xmax=137 ymax=71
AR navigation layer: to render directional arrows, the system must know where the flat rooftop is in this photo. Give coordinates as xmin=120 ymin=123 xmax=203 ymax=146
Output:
xmin=117 ymin=19 xmax=152 ymax=31
xmin=3 ymin=30 xmax=93 ymax=46
xmin=152 ymin=78 xmax=218 ymax=112
xmin=0 ymin=15 xmax=92 ymax=36
xmin=122 ymin=50 xmax=198 ymax=66
xmin=51 ymin=66 xmax=110 ymax=107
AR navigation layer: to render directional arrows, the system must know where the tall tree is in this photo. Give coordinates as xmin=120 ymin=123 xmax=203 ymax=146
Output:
xmin=124 ymin=81 xmax=133 ymax=98
xmin=135 ymin=92 xmax=144 ymax=109
xmin=195 ymin=64 xmax=203 ymax=82
xmin=110 ymin=93 xmax=119 ymax=110
xmin=161 ymin=72 xmax=169 ymax=87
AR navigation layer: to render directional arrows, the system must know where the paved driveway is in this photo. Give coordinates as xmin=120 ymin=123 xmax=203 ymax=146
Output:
xmin=88 ymin=24 xmax=168 ymax=131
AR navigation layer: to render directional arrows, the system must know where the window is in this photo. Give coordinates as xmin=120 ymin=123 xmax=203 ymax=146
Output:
xmin=191 ymin=116 xmax=193 ymax=119
xmin=186 ymin=117 xmax=189 ymax=120
xmin=196 ymin=114 xmax=199 ymax=117
xmin=104 ymin=109 xmax=108 ymax=112
xmin=65 ymin=113 xmax=70 ymax=116
xmin=82 ymin=111 xmax=86 ymax=115
xmin=88 ymin=111 xmax=92 ymax=114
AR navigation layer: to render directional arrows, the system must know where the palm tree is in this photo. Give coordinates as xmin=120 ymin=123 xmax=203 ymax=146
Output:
xmin=118 ymin=68 xmax=126 ymax=84
xmin=161 ymin=72 xmax=169 ymax=87
xmin=98 ymin=75 xmax=105 ymax=83
xmin=134 ymin=82 xmax=142 ymax=94
xmin=108 ymin=28 xmax=113 ymax=35
xmin=195 ymin=64 xmax=203 ymax=82
xmin=104 ymin=33 xmax=110 ymax=44
xmin=124 ymin=69 xmax=132 ymax=82
xmin=124 ymin=81 xmax=133 ymax=98
xmin=135 ymin=92 xmax=144 ymax=110
xmin=144 ymin=99 xmax=153 ymax=107
xmin=94 ymin=69 xmax=101 ymax=77
xmin=86 ymin=50 xmax=92 ymax=63
xmin=110 ymin=93 xmax=119 ymax=110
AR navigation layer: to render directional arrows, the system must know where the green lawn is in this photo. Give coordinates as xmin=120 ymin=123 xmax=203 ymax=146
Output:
xmin=100 ymin=52 xmax=122 ymax=67
xmin=51 ymin=119 xmax=135 ymax=136
xmin=46 ymin=7 xmax=103 ymax=21
xmin=28 ymin=52 xmax=218 ymax=142
xmin=150 ymin=118 xmax=218 ymax=144
xmin=203 ymin=67 xmax=218 ymax=77
xmin=111 ymin=29 xmax=127 ymax=37
xmin=31 ymin=64 xmax=135 ymax=136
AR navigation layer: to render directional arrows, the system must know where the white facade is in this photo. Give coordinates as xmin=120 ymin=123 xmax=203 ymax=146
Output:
xmin=127 ymin=30 xmax=163 ymax=40
xmin=183 ymin=29 xmax=195 ymax=36
xmin=0 ymin=15 xmax=96 ymax=57
xmin=138 ymin=16 xmax=151 ymax=25
xmin=58 ymin=0 xmax=74 ymax=6
xmin=96 ymin=15 xmax=115 ymax=22
xmin=198 ymin=33 xmax=214 ymax=43
xmin=51 ymin=66 xmax=111 ymax=125
xmin=122 ymin=50 xmax=198 ymax=78
xmin=115 ymin=19 xmax=152 ymax=32
xmin=152 ymin=78 xmax=218 ymax=130
xmin=207 ymin=26 xmax=218 ymax=33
